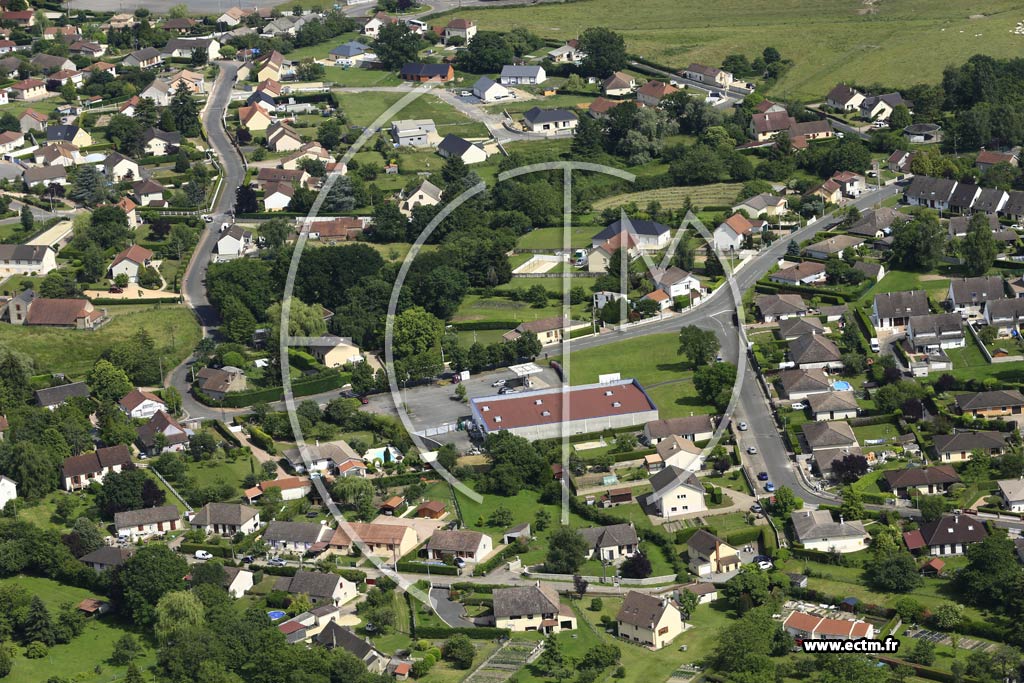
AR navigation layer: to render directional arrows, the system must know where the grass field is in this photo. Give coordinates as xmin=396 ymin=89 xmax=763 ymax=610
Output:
xmin=556 ymin=333 xmax=686 ymax=385
xmin=0 ymin=576 xmax=157 ymax=683
xmin=516 ymin=226 xmax=597 ymax=250
xmin=447 ymin=0 xmax=1024 ymax=100
xmin=0 ymin=304 xmax=201 ymax=378
xmin=592 ymin=183 xmax=743 ymax=212
xmin=333 ymin=91 xmax=489 ymax=137
xmin=186 ymin=453 xmax=257 ymax=496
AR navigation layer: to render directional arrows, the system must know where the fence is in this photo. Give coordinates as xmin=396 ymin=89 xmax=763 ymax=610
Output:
xmin=149 ymin=467 xmax=193 ymax=513
xmin=522 ymin=570 xmax=677 ymax=586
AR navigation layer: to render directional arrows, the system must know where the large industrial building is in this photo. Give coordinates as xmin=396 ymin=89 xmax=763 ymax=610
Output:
xmin=469 ymin=379 xmax=659 ymax=440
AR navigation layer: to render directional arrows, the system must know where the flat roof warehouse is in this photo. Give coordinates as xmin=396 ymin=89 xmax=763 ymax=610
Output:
xmin=469 ymin=379 xmax=659 ymax=440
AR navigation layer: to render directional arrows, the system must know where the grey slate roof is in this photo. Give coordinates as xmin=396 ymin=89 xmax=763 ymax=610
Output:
xmin=263 ymin=521 xmax=326 ymax=545
xmin=593 ymin=217 xmax=670 ymax=241
xmin=801 ymin=420 xmax=857 ymax=449
xmin=807 ymin=390 xmax=858 ymax=414
xmin=955 ymin=389 xmax=1024 ymax=411
xmin=523 ymin=106 xmax=577 ymax=125
xmin=883 ymin=465 xmax=960 ymax=489
xmin=932 ymin=431 xmax=1009 ymax=454
xmin=905 ymin=175 xmax=957 ymax=203
xmin=873 ymin=290 xmax=929 ymax=319
xmin=437 ymin=133 xmax=478 ymax=158
xmin=578 ymin=523 xmax=638 ymax=551
xmin=948 ymin=276 xmax=1007 ymax=306
xmin=492 ymin=584 xmax=560 ymax=618
xmin=778 ymin=316 xmax=825 ymax=339
xmin=190 ymin=502 xmax=258 ymax=527
xmin=789 ymin=333 xmax=841 ymax=364
xmin=35 ymin=381 xmax=90 ymax=407
xmin=686 ymin=529 xmax=729 ymax=557
xmin=649 ymin=465 xmax=703 ymax=499
xmin=616 ymin=590 xmax=672 ymax=628
xmin=917 ymin=514 xmax=987 ymax=546
xmin=276 ymin=570 xmax=343 ymax=598
xmin=113 ymin=505 xmax=179 ymax=529
xmin=644 ymin=415 xmax=715 ymax=440
xmin=777 ymin=368 xmax=831 ymax=396
xmin=791 ymin=509 xmax=868 ymax=542
xmin=79 ymin=546 xmax=134 ymax=567
xmin=425 ymin=530 xmax=486 ymax=553
xmin=500 ymin=65 xmax=544 ymax=79
xmin=0 ymin=244 xmax=51 ymax=262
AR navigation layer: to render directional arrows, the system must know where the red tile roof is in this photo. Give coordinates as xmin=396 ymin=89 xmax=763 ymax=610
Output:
xmin=472 ymin=380 xmax=655 ymax=431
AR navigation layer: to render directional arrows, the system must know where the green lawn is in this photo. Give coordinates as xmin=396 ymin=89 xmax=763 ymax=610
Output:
xmin=186 ymin=453 xmax=257 ymax=496
xmin=333 ymin=91 xmax=489 ymax=137
xmin=555 ymin=333 xmax=687 ymax=385
xmin=516 ymin=226 xmax=597 ymax=251
xmin=452 ymin=293 xmax=590 ymax=326
xmin=0 ymin=304 xmax=201 ymax=378
xmin=702 ymin=469 xmax=753 ymax=496
xmin=592 ymin=183 xmax=743 ymax=212
xmin=446 ymin=0 xmax=1024 ymax=100
xmin=0 ymin=576 xmax=157 ymax=683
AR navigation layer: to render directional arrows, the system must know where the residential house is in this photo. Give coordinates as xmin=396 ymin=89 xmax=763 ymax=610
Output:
xmin=683 ymin=63 xmax=732 ymax=87
xmin=45 ymin=125 xmax=91 ymax=148
xmin=425 ymin=530 xmax=492 ymax=562
xmin=217 ymin=7 xmax=252 ymax=26
xmin=220 ymin=566 xmax=254 ymax=598
xmin=686 ymin=529 xmax=740 ymax=577
xmin=932 ymin=431 xmax=1009 ymax=463
xmin=443 ymin=18 xmax=477 ymax=43
xmin=282 ymin=142 xmax=333 ymax=170
xmin=329 ymin=40 xmax=373 ymax=66
xmin=493 ymin=584 xmax=576 ymax=633
xmin=643 ymin=415 xmax=715 ymax=444
xmin=679 ymin=582 xmax=718 ymax=605
xmin=615 ymin=591 xmax=683 ymax=650
xmin=831 ymin=171 xmax=867 ymax=198
xmin=162 ymin=37 xmax=219 ymax=61
xmin=196 ymin=366 xmax=247 ymax=400
xmin=825 ymin=84 xmax=864 ymax=112
xmin=499 ymin=64 xmax=546 ymax=86
xmin=976 ymin=149 xmax=1018 ymax=172
xmin=888 ymin=149 xmax=914 ymax=173
xmin=109 ymin=244 xmax=153 ymax=284
xmin=244 ymin=477 xmax=312 ymax=503
xmin=601 ymin=71 xmax=636 ymax=97
xmin=502 ymin=316 xmax=586 ymax=345
xmin=1 ymin=10 xmax=34 ymax=26
xmin=400 ymin=179 xmax=442 ymax=213
xmin=789 ymin=333 xmax=843 ymax=370
xmin=275 ymin=570 xmax=356 ymax=606
xmin=784 ymin=611 xmax=874 ymax=641
xmin=802 ymin=421 xmax=858 ymax=454
xmin=314 ymin=624 xmax=388 ymax=672
xmin=948 ymin=182 xmax=982 ymax=213
xmin=750 ymin=110 xmax=794 ymax=141
xmin=591 ymin=217 xmax=671 ymax=251
xmin=162 ymin=17 xmax=197 ymax=33
xmin=361 ymin=12 xmax=398 ymax=38
xmin=853 ymin=261 xmax=885 ymax=282
xmin=872 ymin=290 xmax=930 ymax=334
xmin=713 ymin=213 xmax=764 ymax=252
xmin=122 ymin=47 xmax=163 ymax=69
xmin=883 ymin=466 xmax=961 ymax=497
xmin=306 ymin=217 xmax=366 ymax=243
xmin=655 ymin=435 xmax=702 ymax=471
xmin=954 ymin=390 xmax=1024 ymax=425
xmin=308 ymin=334 xmax=362 ymax=367
xmin=264 ymin=521 xmax=332 ymax=554
xmin=906 ymin=313 xmax=965 ymax=351
xmin=136 ymin=410 xmax=190 ymax=455
xmin=778 ymin=368 xmax=832 ymax=400
xmin=997 ymin=479 xmax=1024 ymax=512
xmin=803 ymin=235 xmax=864 ymax=260
xmin=255 ymin=51 xmax=286 ymax=82
xmin=0 ymin=245 xmax=57 ymax=277
xmin=399 ymin=62 xmax=453 ymax=82
xmin=23 ymin=298 xmax=103 ymax=329
xmin=118 ymin=389 xmax=166 ymax=419
xmin=141 ymin=128 xmax=182 ymax=156
xmin=131 ymin=179 xmax=165 ymax=207
xmin=947 ymin=276 xmax=1006 ymax=319
xmin=0 ymin=130 xmax=24 ymax=154
xmin=732 ymin=193 xmax=788 ymax=218
xmin=166 ymin=69 xmax=205 ymax=94
xmin=809 ymin=178 xmax=842 ymax=204
xmin=0 ymin=475 xmax=15 ymax=510
xmin=904 ymin=176 xmax=958 ymax=210
xmin=190 ymin=502 xmax=260 ymax=536
xmin=806 ymin=391 xmax=858 ymax=421
xmin=522 ymin=107 xmax=577 ymax=134
xmin=578 ymin=523 xmax=638 ymax=561
xmin=34 ymin=382 xmax=90 ymax=410
xmin=587 ymin=231 xmax=638 ymax=273
xmin=859 ymin=92 xmax=911 ymax=121
xmin=770 ymin=261 xmax=827 ymax=286
xmin=215 ymin=225 xmax=252 ymax=261
xmin=648 ymin=266 xmax=701 ymax=299
xmin=31 ymin=53 xmax=75 ymax=74
xmin=791 ymin=509 xmax=869 ymax=553
xmin=648 ymin=465 xmax=706 ymax=519
xmin=281 ymin=441 xmax=358 ymax=474
xmin=328 ymin=522 xmax=417 ymax=559
xmin=239 ymin=103 xmax=272 ymax=131
xmin=19 ymin=109 xmax=49 ymax=133
xmin=35 ymin=142 xmax=79 ymax=168
xmin=390 ymin=118 xmax=436 ymax=147
xmin=114 ymin=505 xmax=180 ymax=541
xmin=472 ymin=76 xmax=510 ymax=103
xmin=847 ymin=207 xmax=910 ymax=238
xmin=263 ymin=182 xmax=294 ymax=212
xmin=61 ymin=445 xmax=132 ymax=491
xmin=10 ymin=79 xmax=49 ymax=101
xmin=755 ymin=293 xmax=808 ymax=322
xmin=983 ymin=298 xmax=1024 ymax=336
xmin=140 ymin=80 xmax=172 ymax=106
xmin=546 ymin=41 xmax=583 ymax=64
xmin=437 ymin=134 xmax=487 ymax=164
xmin=79 ymin=546 xmax=133 ymax=572
xmin=636 ymin=80 xmax=678 ymax=107
xmin=903 ymin=514 xmax=987 ymax=556
xmin=103 ymin=152 xmax=140 ymax=182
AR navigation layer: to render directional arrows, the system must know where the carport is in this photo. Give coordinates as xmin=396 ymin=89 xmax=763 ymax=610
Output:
xmin=508 ymin=362 xmax=544 ymax=389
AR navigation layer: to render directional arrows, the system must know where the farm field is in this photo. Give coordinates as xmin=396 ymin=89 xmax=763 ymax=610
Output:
xmin=0 ymin=303 xmax=201 ymax=378
xmin=445 ymin=0 xmax=1024 ymax=100
xmin=592 ymin=183 xmax=744 ymax=212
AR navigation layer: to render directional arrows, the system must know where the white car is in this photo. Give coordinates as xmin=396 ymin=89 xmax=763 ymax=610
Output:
xmin=738 ymin=422 xmax=748 ymax=431
xmin=194 ymin=550 xmax=213 ymax=560
xmin=747 ymin=446 xmax=758 ymax=455
xmin=757 ymin=560 xmax=773 ymax=571
xmin=790 ymin=402 xmax=806 ymax=410
xmin=491 ymin=379 xmax=506 ymax=387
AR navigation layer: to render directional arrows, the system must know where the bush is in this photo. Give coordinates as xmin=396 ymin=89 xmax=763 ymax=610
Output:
xmin=24 ymin=642 xmax=48 ymax=659
xmin=413 ymin=626 xmax=509 ymax=640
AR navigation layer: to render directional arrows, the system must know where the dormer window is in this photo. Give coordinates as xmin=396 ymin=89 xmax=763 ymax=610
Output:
xmin=604 ymin=390 xmax=614 ymax=396
xmin=612 ymin=401 xmax=621 ymax=408
xmin=494 ymin=416 xmax=502 ymax=423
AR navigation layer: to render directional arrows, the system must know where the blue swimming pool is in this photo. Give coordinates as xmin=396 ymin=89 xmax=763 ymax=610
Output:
xmin=832 ymin=381 xmax=853 ymax=391
xmin=267 ymin=610 xmax=286 ymax=620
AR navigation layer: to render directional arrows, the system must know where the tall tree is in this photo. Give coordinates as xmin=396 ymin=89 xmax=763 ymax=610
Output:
xmin=373 ymin=22 xmax=421 ymax=70
xmin=170 ymin=82 xmax=201 ymax=137
xmin=545 ymin=526 xmax=588 ymax=574
xmin=677 ymin=325 xmax=719 ymax=368
xmin=578 ymin=27 xmax=627 ymax=78
xmin=961 ymin=212 xmax=998 ymax=276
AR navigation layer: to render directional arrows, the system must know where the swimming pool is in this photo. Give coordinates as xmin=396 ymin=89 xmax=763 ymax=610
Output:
xmin=832 ymin=381 xmax=853 ymax=391
xmin=267 ymin=610 xmax=286 ymax=620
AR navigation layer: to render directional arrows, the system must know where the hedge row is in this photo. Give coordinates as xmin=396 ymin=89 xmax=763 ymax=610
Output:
xmin=90 ymin=297 xmax=182 ymax=305
xmin=252 ymin=564 xmax=298 ymax=577
xmin=376 ymin=472 xmax=440 ymax=488
xmin=759 ymin=526 xmax=778 ymax=555
xmin=413 ymin=626 xmax=510 ymax=640
xmin=248 ymin=424 xmax=276 ymax=454
xmin=180 ymin=542 xmax=234 ymax=559
xmin=205 ymin=419 xmax=243 ymax=448
xmin=847 ymin=414 xmax=898 ymax=428
xmin=202 ymin=371 xmax=349 ymax=408
xmin=724 ymin=527 xmax=762 ymax=547
xmin=338 ymin=568 xmax=367 ymax=583
xmin=450 ymin=320 xmax=520 ymax=331
xmin=396 ymin=560 xmax=459 ymax=576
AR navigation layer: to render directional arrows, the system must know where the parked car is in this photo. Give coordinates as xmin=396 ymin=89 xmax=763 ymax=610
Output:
xmin=738 ymin=422 xmax=748 ymax=431
xmin=750 ymin=503 xmax=762 ymax=513
xmin=756 ymin=559 xmax=774 ymax=570
xmin=790 ymin=402 xmax=806 ymax=410
xmin=241 ymin=555 xmax=254 ymax=563
xmin=747 ymin=446 xmax=758 ymax=455
xmin=764 ymin=482 xmax=775 ymax=493
xmin=757 ymin=471 xmax=769 ymax=481
xmin=194 ymin=550 xmax=213 ymax=560
xmin=454 ymin=557 xmax=466 ymax=568
xmin=491 ymin=379 xmax=506 ymax=387
xmin=108 ymin=286 xmax=123 ymax=294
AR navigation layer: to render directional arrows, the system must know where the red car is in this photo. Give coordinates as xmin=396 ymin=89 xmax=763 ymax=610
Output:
xmin=360 ymin=396 xmax=369 ymax=405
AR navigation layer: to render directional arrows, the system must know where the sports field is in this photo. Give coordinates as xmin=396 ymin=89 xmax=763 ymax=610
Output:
xmin=444 ymin=0 xmax=1024 ymax=100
